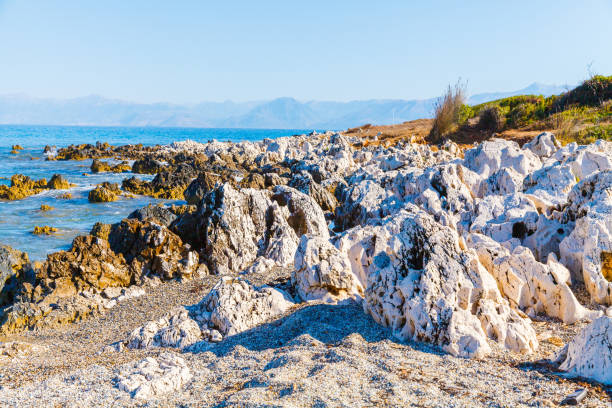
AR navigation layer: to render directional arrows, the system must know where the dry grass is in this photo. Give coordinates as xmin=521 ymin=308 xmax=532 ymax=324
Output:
xmin=429 ymin=81 xmax=467 ymax=143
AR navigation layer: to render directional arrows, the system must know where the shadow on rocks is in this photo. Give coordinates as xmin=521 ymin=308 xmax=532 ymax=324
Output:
xmin=190 ymin=301 xmax=399 ymax=358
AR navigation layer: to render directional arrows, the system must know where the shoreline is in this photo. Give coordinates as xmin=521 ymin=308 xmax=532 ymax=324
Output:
xmin=0 ymin=129 xmax=610 ymax=406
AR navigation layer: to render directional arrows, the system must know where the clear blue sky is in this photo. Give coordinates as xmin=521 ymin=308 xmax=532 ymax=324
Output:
xmin=0 ymin=0 xmax=610 ymax=103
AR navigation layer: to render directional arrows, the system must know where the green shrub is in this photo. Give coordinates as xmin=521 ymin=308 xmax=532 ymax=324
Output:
xmin=554 ymin=75 xmax=612 ymax=110
xmin=478 ymin=106 xmax=503 ymax=131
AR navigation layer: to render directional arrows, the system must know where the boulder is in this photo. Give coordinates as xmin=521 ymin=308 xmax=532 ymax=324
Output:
xmin=90 ymin=159 xmax=111 ymax=173
xmin=108 ymin=219 xmax=198 ymax=280
xmin=128 ymin=205 xmax=177 ymax=228
xmin=37 ymin=235 xmax=132 ymax=298
xmin=47 ymin=174 xmax=74 ymax=189
xmin=183 ymin=172 xmax=222 ymax=205
xmin=197 ymin=183 xmax=328 ymax=274
xmin=122 ymin=163 xmax=196 ymax=199
xmin=293 ymin=235 xmax=363 ymax=303
xmin=0 ymin=245 xmax=32 ymax=307
xmin=555 ymin=316 xmax=612 ymax=385
xmin=0 ymin=174 xmax=48 ymax=200
xmin=87 ymin=182 xmax=121 ymax=203
xmin=193 ymin=277 xmax=294 ymax=338
xmin=131 ymin=157 xmax=167 ymax=174
xmin=337 ymin=206 xmax=538 ymax=358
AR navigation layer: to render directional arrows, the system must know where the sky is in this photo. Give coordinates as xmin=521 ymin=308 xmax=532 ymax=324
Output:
xmin=0 ymin=1 xmax=611 ymax=103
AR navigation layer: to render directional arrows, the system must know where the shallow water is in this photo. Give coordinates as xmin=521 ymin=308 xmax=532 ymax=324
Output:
xmin=0 ymin=125 xmax=309 ymax=260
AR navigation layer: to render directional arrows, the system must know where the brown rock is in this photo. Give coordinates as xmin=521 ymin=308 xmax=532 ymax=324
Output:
xmin=37 ymin=235 xmax=132 ymax=298
xmin=108 ymin=219 xmax=198 ymax=280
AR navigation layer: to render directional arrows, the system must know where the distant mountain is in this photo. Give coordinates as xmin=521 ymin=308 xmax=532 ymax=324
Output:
xmin=0 ymin=83 xmax=570 ymax=130
xmin=466 ymin=82 xmax=571 ymax=105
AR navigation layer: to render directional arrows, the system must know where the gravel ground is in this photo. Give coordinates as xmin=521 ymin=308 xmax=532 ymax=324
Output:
xmin=0 ymin=273 xmax=610 ymax=407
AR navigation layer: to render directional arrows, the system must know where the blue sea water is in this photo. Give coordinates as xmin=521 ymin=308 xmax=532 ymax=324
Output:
xmin=0 ymin=125 xmax=311 ymax=260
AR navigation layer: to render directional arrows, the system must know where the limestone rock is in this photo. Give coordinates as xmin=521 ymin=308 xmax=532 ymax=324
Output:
xmin=463 ymin=138 xmax=541 ymax=179
xmin=128 ymin=204 xmax=177 ymax=228
xmin=198 ymin=183 xmax=273 ymax=274
xmin=469 ymin=193 xmax=539 ymax=244
xmin=127 ymin=308 xmax=202 ymax=349
xmin=555 ymin=316 xmax=612 ymax=385
xmin=552 ymin=139 xmax=612 ymax=180
xmin=559 ymin=170 xmax=612 ymax=304
xmin=523 ymin=163 xmax=577 ymax=208
xmin=184 ymin=172 xmax=222 ymax=205
xmin=127 ymin=277 xmax=294 ymax=350
xmin=37 ymin=235 xmax=132 ymax=298
xmin=468 ymin=233 xmax=598 ymax=324
xmin=288 ymin=171 xmax=338 ymax=213
xmin=47 ymin=174 xmax=74 ymax=189
xmin=88 ymin=186 xmax=118 ymax=203
xmin=117 ymin=353 xmax=192 ymax=399
xmin=523 ymin=132 xmax=561 ymax=159
xmin=293 ymin=235 xmax=363 ymax=303
xmin=196 ymin=183 xmax=327 ymax=274
xmin=479 ymin=167 xmax=523 ymax=197
xmin=193 ymin=276 xmax=294 ymax=337
xmin=108 ymin=219 xmax=198 ymax=280
xmin=337 ymin=206 xmax=537 ymax=358
xmin=0 ymin=245 xmax=32 ymax=307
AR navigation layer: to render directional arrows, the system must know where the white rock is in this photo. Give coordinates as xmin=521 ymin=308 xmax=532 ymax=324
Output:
xmin=523 ymin=163 xmax=577 ymax=207
xmin=469 ymin=193 xmax=539 ymax=244
xmin=117 ymin=353 xmax=192 ymax=399
xmin=523 ymin=132 xmax=561 ymax=159
xmin=292 ymin=235 xmax=363 ymax=303
xmin=479 ymin=167 xmax=524 ymax=197
xmin=468 ymin=233 xmax=598 ymax=324
xmin=337 ymin=205 xmax=537 ymax=358
xmin=555 ymin=316 xmax=612 ymax=385
xmin=463 ymin=138 xmax=541 ymax=179
xmin=127 ymin=309 xmax=202 ymax=349
xmin=559 ymin=170 xmax=612 ymax=304
xmin=194 ymin=277 xmax=294 ymax=337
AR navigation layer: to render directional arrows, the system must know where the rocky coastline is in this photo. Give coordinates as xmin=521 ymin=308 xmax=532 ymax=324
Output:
xmin=0 ymin=131 xmax=611 ymax=406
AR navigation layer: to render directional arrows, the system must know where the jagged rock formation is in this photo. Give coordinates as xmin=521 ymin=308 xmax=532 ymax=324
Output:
xmin=195 ymin=183 xmax=327 ymax=274
xmin=108 ymin=219 xmax=198 ymax=280
xmin=468 ymin=233 xmax=599 ymax=324
xmin=0 ymin=246 xmax=32 ymax=308
xmin=127 ymin=277 xmax=294 ymax=349
xmin=336 ymin=206 xmax=537 ymax=358
xmin=292 ymin=235 xmax=362 ymax=303
xmin=559 ymin=170 xmax=612 ymax=304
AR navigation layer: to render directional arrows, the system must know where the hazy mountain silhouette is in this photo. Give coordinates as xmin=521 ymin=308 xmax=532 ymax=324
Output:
xmin=0 ymin=83 xmax=570 ymax=129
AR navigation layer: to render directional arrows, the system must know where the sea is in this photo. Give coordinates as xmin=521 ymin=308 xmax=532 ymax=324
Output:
xmin=0 ymin=125 xmax=312 ymax=261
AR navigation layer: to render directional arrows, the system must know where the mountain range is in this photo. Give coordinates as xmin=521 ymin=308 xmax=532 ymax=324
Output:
xmin=0 ymin=83 xmax=570 ymax=130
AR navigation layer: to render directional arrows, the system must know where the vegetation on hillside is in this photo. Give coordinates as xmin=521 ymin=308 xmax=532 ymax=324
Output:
xmin=428 ymin=75 xmax=612 ymax=145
